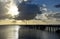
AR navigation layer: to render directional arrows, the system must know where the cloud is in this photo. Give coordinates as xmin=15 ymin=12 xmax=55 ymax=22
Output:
xmin=0 ymin=1 xmax=12 ymax=19
xmin=16 ymin=2 xmax=40 ymax=20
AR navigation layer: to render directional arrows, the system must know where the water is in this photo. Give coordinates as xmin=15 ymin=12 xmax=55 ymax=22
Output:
xmin=19 ymin=26 xmax=60 ymax=39
xmin=0 ymin=26 xmax=60 ymax=39
xmin=0 ymin=26 xmax=20 ymax=39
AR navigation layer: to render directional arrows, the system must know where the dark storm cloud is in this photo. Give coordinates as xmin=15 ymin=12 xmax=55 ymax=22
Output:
xmin=16 ymin=2 xmax=40 ymax=20
xmin=54 ymin=4 xmax=60 ymax=8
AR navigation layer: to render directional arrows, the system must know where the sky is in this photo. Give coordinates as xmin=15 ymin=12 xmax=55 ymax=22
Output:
xmin=0 ymin=0 xmax=60 ymax=12
xmin=31 ymin=0 xmax=60 ymax=12
xmin=14 ymin=0 xmax=60 ymax=12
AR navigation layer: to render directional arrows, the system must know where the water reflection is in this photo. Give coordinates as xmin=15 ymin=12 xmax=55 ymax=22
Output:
xmin=19 ymin=26 xmax=60 ymax=39
xmin=0 ymin=26 xmax=60 ymax=39
xmin=0 ymin=26 xmax=20 ymax=39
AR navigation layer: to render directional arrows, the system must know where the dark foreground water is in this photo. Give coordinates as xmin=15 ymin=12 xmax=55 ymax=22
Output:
xmin=0 ymin=26 xmax=60 ymax=39
xmin=19 ymin=27 xmax=60 ymax=39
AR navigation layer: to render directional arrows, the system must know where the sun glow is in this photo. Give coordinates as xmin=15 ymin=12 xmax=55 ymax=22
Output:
xmin=8 ymin=1 xmax=19 ymax=17
xmin=9 ymin=5 xmax=19 ymax=16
